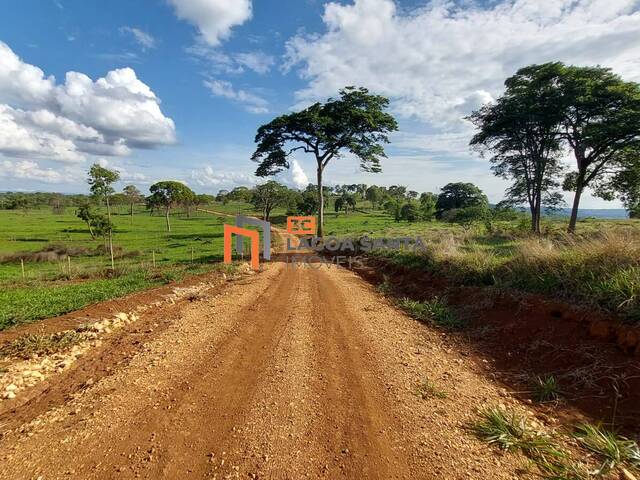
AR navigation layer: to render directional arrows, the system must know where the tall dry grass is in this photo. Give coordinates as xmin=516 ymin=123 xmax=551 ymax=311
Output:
xmin=372 ymin=228 xmax=640 ymax=323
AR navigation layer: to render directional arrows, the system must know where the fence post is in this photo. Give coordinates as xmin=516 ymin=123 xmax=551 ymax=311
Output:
xmin=67 ymin=255 xmax=71 ymax=277
xmin=108 ymin=232 xmax=115 ymax=271
xmin=152 ymin=250 xmax=156 ymax=268
xmin=191 ymin=246 xmax=194 ymax=264
xmin=20 ymin=258 xmax=25 ymax=279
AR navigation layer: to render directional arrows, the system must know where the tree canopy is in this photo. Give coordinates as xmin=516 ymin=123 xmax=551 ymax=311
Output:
xmin=88 ymin=163 xmax=120 ymax=219
xmin=555 ymin=64 xmax=640 ymax=231
xmin=435 ymin=183 xmax=488 ymax=216
xmin=470 ymin=62 xmax=640 ymax=231
xmin=123 ymin=185 xmax=143 ymax=217
xmin=147 ymin=181 xmax=196 ymax=232
xmin=251 ymin=86 xmax=398 ymax=236
xmin=468 ymin=63 xmax=565 ymax=232
xmin=250 ymin=181 xmax=292 ymax=222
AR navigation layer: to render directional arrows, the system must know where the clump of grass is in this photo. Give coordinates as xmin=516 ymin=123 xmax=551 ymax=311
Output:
xmin=573 ymin=423 xmax=640 ymax=475
xmin=398 ymin=296 xmax=465 ymax=329
xmin=415 ymin=378 xmax=447 ymax=399
xmin=473 ymin=407 xmax=528 ymax=451
xmin=473 ymin=407 xmax=584 ymax=479
xmin=0 ymin=330 xmax=87 ymax=359
xmin=533 ymin=375 xmax=561 ymax=403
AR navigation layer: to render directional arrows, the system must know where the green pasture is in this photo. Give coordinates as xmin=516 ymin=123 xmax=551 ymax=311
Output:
xmin=0 ymin=205 xmax=248 ymax=329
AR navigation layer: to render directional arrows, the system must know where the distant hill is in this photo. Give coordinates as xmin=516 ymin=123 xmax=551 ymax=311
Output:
xmin=545 ymin=208 xmax=629 ymax=219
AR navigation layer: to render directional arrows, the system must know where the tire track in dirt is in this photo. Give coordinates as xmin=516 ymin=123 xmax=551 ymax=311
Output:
xmin=209 ymin=258 xmax=318 ymax=478
xmin=307 ymin=266 xmax=412 ymax=478
xmin=200 ymin=259 xmax=414 ymax=479
xmin=131 ymin=262 xmax=302 ymax=479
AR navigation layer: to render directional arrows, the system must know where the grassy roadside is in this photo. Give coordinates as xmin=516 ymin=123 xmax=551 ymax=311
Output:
xmin=369 ymin=231 xmax=640 ymax=323
xmin=321 ymin=211 xmax=640 ymax=323
xmin=0 ymin=264 xmax=218 ymax=330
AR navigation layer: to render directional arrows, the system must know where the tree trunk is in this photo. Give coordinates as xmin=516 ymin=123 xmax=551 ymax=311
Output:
xmin=130 ymin=202 xmax=134 ymax=218
xmin=165 ymin=207 xmax=171 ymax=232
xmin=109 ymin=231 xmax=115 ymax=270
xmin=535 ymin=189 xmax=542 ymax=234
xmin=568 ymin=172 xmax=586 ymax=233
xmin=317 ymin=166 xmax=324 ymax=237
xmin=106 ymin=196 xmax=111 ymax=220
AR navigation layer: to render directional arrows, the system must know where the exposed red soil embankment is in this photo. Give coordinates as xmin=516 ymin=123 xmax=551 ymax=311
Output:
xmin=352 ymin=256 xmax=640 ymax=433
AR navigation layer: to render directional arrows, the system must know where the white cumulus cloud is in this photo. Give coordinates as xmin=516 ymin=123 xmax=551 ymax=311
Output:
xmin=285 ymin=0 xmax=640 ymax=126
xmin=169 ymin=0 xmax=252 ymax=46
xmin=0 ymin=41 xmax=175 ymax=166
xmin=286 ymin=159 xmax=309 ymax=189
xmin=191 ymin=166 xmax=258 ymax=189
xmin=0 ymin=159 xmax=71 ymax=184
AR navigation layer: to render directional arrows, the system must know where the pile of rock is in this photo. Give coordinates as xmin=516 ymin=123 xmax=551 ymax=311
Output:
xmin=86 ymin=312 xmax=139 ymax=334
xmin=1 ymin=311 xmax=140 ymax=402
xmin=1 ymin=344 xmax=92 ymax=400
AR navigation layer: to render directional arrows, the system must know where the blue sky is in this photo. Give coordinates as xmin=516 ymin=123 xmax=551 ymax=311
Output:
xmin=1 ymin=0 xmax=640 ymax=207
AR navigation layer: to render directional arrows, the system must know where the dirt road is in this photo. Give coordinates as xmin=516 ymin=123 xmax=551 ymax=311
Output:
xmin=0 ymin=252 xmax=531 ymax=479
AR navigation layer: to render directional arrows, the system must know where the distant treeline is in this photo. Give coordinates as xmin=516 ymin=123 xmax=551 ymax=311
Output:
xmin=0 ymin=192 xmax=92 ymax=212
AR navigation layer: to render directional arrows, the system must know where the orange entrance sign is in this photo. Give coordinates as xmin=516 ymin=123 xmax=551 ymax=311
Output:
xmin=287 ymin=216 xmax=316 ymax=235
xmin=224 ymin=224 xmax=260 ymax=271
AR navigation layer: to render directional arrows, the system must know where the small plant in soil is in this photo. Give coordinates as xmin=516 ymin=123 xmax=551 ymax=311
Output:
xmin=533 ymin=375 xmax=561 ymax=403
xmin=573 ymin=423 xmax=640 ymax=476
xmin=473 ymin=407 xmax=528 ymax=451
xmin=398 ymin=296 xmax=464 ymax=329
xmin=415 ymin=378 xmax=447 ymax=399
xmin=376 ymin=274 xmax=393 ymax=295
xmin=473 ymin=407 xmax=584 ymax=479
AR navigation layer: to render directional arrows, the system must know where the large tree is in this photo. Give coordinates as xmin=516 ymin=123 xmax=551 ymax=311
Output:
xmin=384 ymin=185 xmax=408 ymax=222
xmin=334 ymin=193 xmax=356 ymax=215
xmin=468 ymin=63 xmax=565 ymax=233
xmin=250 ymin=181 xmax=292 ymax=222
xmin=147 ymin=181 xmax=196 ymax=232
xmin=87 ymin=163 xmax=120 ymax=220
xmin=296 ymin=184 xmax=328 ymax=216
xmin=419 ymin=192 xmax=437 ymax=220
xmin=365 ymin=185 xmax=384 ymax=210
xmin=435 ymin=183 xmax=488 ymax=217
xmin=554 ymin=65 xmax=640 ymax=232
xmin=251 ymin=86 xmax=398 ymax=236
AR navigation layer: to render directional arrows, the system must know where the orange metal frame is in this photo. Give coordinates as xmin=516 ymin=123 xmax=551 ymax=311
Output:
xmin=224 ymin=224 xmax=260 ymax=271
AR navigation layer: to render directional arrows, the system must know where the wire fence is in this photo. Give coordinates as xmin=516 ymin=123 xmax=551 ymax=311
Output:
xmin=0 ymin=244 xmax=227 ymax=283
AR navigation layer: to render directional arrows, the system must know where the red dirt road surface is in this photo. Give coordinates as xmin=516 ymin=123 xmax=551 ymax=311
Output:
xmin=0 ymin=253 xmax=541 ymax=479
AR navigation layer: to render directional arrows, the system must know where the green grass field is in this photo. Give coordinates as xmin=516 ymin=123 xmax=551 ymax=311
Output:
xmin=0 ymin=204 xmax=249 ymax=329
